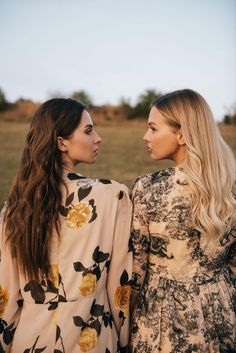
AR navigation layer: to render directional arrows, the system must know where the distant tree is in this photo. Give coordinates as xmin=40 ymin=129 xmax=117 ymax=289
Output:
xmin=119 ymin=97 xmax=133 ymax=118
xmin=129 ymin=89 xmax=161 ymax=119
xmin=223 ymin=115 xmax=231 ymax=125
xmin=71 ymin=90 xmax=93 ymax=107
xmin=0 ymin=88 xmax=9 ymax=111
xmin=230 ymin=103 xmax=236 ymax=125
xmin=223 ymin=103 xmax=236 ymax=125
xmin=48 ymin=90 xmax=65 ymax=99
xmin=16 ymin=97 xmax=33 ymax=103
xmin=231 ymin=114 xmax=236 ymax=125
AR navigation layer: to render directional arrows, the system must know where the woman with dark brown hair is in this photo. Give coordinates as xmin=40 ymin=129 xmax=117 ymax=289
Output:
xmin=0 ymin=98 xmax=132 ymax=353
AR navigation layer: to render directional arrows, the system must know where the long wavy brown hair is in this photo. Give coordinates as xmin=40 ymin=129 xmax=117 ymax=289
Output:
xmin=4 ymin=98 xmax=86 ymax=280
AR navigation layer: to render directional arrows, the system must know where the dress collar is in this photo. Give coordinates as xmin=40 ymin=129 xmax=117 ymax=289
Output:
xmin=62 ymin=168 xmax=86 ymax=181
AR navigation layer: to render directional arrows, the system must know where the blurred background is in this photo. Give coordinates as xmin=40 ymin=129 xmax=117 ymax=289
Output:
xmin=0 ymin=0 xmax=236 ymax=206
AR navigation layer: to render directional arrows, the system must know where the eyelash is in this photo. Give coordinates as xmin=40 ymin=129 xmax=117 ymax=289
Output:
xmin=85 ymin=129 xmax=92 ymax=135
xmin=149 ymin=127 xmax=157 ymax=132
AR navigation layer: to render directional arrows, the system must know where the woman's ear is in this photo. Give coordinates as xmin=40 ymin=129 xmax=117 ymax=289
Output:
xmin=177 ymin=129 xmax=185 ymax=146
xmin=57 ymin=136 xmax=68 ymax=152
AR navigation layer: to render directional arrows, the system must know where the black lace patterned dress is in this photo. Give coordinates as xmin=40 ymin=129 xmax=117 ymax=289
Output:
xmin=130 ymin=166 xmax=236 ymax=353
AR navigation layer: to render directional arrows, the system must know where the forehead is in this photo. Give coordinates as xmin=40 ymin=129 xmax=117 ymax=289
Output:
xmin=148 ymin=106 xmax=167 ymax=124
xmin=79 ymin=110 xmax=93 ymax=127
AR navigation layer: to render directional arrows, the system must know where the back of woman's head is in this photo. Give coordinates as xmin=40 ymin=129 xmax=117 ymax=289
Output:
xmin=152 ymin=89 xmax=236 ymax=240
xmin=4 ymin=98 xmax=86 ymax=280
xmin=26 ymin=98 xmax=86 ymax=173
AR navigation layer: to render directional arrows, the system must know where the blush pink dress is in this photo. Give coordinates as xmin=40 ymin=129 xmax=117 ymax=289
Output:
xmin=0 ymin=171 xmax=132 ymax=353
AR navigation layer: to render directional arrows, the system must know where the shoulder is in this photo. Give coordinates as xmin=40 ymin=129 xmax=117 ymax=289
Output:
xmin=64 ymin=172 xmax=130 ymax=198
xmin=133 ymin=167 xmax=176 ymax=192
xmin=64 ymin=171 xmax=113 ymax=188
xmin=98 ymin=179 xmax=131 ymax=203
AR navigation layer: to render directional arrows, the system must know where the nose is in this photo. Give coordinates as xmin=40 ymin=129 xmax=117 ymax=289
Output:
xmin=143 ymin=130 xmax=149 ymax=143
xmin=94 ymin=131 xmax=102 ymax=144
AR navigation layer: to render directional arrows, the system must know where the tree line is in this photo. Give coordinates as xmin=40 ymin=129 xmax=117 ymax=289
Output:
xmin=0 ymin=87 xmax=235 ymax=123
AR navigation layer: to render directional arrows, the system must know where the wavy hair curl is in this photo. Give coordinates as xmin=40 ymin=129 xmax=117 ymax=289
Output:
xmin=152 ymin=89 xmax=236 ymax=240
xmin=4 ymin=98 xmax=86 ymax=280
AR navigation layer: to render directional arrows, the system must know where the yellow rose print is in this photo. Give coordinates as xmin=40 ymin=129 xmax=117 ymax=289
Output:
xmin=66 ymin=202 xmax=92 ymax=228
xmin=0 ymin=285 xmax=9 ymax=316
xmin=114 ymin=284 xmax=131 ymax=317
xmin=80 ymin=273 xmax=97 ymax=296
xmin=78 ymin=327 xmax=98 ymax=352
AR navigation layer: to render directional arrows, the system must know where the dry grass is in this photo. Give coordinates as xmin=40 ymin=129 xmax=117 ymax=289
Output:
xmin=0 ymin=120 xmax=235 ymax=207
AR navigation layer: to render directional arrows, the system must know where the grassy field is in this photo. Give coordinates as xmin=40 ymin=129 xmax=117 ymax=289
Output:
xmin=0 ymin=120 xmax=236 ymax=208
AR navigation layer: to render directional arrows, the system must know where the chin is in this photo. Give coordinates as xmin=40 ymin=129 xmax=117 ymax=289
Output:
xmin=86 ymin=159 xmax=96 ymax=164
xmin=151 ymin=156 xmax=164 ymax=161
xmin=150 ymin=154 xmax=158 ymax=161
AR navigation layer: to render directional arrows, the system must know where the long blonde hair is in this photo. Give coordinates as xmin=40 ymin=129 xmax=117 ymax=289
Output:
xmin=152 ymin=89 xmax=236 ymax=240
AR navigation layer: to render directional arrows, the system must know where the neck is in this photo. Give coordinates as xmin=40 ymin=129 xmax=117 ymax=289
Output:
xmin=63 ymin=164 xmax=76 ymax=173
xmin=174 ymin=145 xmax=186 ymax=165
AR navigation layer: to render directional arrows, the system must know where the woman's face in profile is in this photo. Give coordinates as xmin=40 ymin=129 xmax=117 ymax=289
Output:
xmin=143 ymin=106 xmax=181 ymax=163
xmin=58 ymin=110 xmax=102 ymax=169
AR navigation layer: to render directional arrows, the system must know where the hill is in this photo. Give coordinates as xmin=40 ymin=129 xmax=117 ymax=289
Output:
xmin=0 ymin=100 xmax=129 ymax=125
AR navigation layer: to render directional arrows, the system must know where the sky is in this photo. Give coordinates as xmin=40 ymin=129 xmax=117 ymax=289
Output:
xmin=0 ymin=0 xmax=235 ymax=121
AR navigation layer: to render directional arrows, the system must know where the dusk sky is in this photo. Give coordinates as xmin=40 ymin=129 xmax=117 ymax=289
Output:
xmin=0 ymin=0 xmax=235 ymax=120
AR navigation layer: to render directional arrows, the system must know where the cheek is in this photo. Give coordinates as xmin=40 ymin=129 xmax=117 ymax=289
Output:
xmin=68 ymin=139 xmax=85 ymax=159
xmin=150 ymin=133 xmax=164 ymax=147
xmin=84 ymin=138 xmax=95 ymax=157
xmin=151 ymin=132 xmax=178 ymax=153
xmin=76 ymin=136 xmax=92 ymax=150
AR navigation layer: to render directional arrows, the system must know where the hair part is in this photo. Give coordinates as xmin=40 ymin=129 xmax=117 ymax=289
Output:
xmin=4 ymin=98 xmax=86 ymax=280
xmin=152 ymin=89 xmax=236 ymax=240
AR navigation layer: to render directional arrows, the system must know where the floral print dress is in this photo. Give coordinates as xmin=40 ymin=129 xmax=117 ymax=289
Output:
xmin=0 ymin=171 xmax=132 ymax=353
xmin=130 ymin=166 xmax=236 ymax=353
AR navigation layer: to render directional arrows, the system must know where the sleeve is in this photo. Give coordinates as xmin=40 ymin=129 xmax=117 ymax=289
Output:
xmin=0 ymin=207 xmax=23 ymax=353
xmin=106 ymin=185 xmax=132 ymax=351
xmin=130 ymin=177 xmax=150 ymax=311
xmin=227 ymin=223 xmax=236 ymax=285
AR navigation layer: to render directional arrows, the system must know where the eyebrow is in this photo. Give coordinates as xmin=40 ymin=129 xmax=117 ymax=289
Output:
xmin=84 ymin=124 xmax=93 ymax=129
xmin=148 ymin=122 xmax=157 ymax=127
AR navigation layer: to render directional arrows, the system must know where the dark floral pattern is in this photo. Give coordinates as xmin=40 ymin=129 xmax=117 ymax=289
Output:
xmin=23 ymin=336 xmax=47 ymax=353
xmin=54 ymin=324 xmax=65 ymax=353
xmin=0 ymin=319 xmax=16 ymax=349
xmin=73 ymin=299 xmax=105 ymax=351
xmin=59 ymin=182 xmax=97 ymax=227
xmin=114 ymin=270 xmax=131 ymax=321
xmin=23 ymin=267 xmax=67 ymax=310
xmin=74 ymin=246 xmax=110 ymax=296
xmin=130 ymin=167 xmax=236 ymax=353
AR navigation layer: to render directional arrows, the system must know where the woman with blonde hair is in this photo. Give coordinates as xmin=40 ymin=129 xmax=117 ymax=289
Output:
xmin=129 ymin=89 xmax=236 ymax=352
xmin=0 ymin=98 xmax=132 ymax=352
